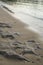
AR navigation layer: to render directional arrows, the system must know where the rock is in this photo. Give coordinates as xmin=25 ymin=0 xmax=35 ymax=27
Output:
xmin=12 ymin=41 xmax=22 ymax=45
xmin=2 ymin=5 xmax=14 ymax=13
xmin=37 ymin=58 xmax=40 ymax=61
xmin=0 ymin=30 xmax=3 ymax=36
xmin=0 ymin=42 xmax=10 ymax=49
xmin=0 ymin=50 xmax=30 ymax=62
xmin=21 ymin=48 xmax=38 ymax=56
xmin=10 ymin=41 xmax=25 ymax=49
xmin=0 ymin=31 xmax=15 ymax=39
xmin=14 ymin=32 xmax=21 ymax=36
xmin=13 ymin=44 xmax=25 ymax=49
xmin=0 ymin=22 xmax=11 ymax=28
xmin=25 ymin=40 xmax=42 ymax=50
xmin=1 ymin=34 xmax=15 ymax=39
xmin=0 ymin=50 xmax=6 ymax=55
xmin=27 ymin=40 xmax=36 ymax=43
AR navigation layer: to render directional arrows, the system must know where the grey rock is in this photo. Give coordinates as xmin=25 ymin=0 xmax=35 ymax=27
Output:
xmin=25 ymin=40 xmax=42 ymax=50
xmin=0 ymin=22 xmax=11 ymax=28
xmin=14 ymin=32 xmax=21 ymax=36
xmin=12 ymin=41 xmax=22 ymax=45
xmin=2 ymin=5 xmax=14 ymax=13
xmin=0 ymin=50 xmax=30 ymax=62
xmin=21 ymin=48 xmax=38 ymax=56
xmin=0 ymin=32 xmax=15 ymax=39
xmin=14 ymin=44 xmax=25 ymax=49
xmin=0 ymin=50 xmax=6 ymax=55
xmin=1 ymin=34 xmax=15 ymax=39
xmin=27 ymin=40 xmax=36 ymax=43
xmin=0 ymin=42 xmax=10 ymax=49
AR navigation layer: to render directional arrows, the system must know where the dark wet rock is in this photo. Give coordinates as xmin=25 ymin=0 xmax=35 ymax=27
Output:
xmin=34 ymin=43 xmax=43 ymax=50
xmin=0 ymin=30 xmax=21 ymax=40
xmin=14 ymin=32 xmax=21 ymax=36
xmin=37 ymin=58 xmax=40 ymax=61
xmin=14 ymin=44 xmax=25 ymax=49
xmin=32 ymin=61 xmax=35 ymax=63
xmin=21 ymin=48 xmax=38 ymax=56
xmin=0 ymin=30 xmax=3 ymax=36
xmin=0 ymin=50 xmax=6 ymax=55
xmin=25 ymin=40 xmax=42 ymax=50
xmin=14 ymin=46 xmax=24 ymax=49
xmin=27 ymin=40 xmax=36 ymax=43
xmin=11 ymin=41 xmax=25 ymax=49
xmin=12 ymin=41 xmax=22 ymax=46
xmin=35 ymin=45 xmax=41 ymax=49
xmin=2 ymin=5 xmax=14 ymax=13
xmin=41 ymin=56 xmax=43 ymax=57
xmin=0 ymin=50 xmax=30 ymax=62
xmin=0 ymin=43 xmax=10 ymax=49
xmin=1 ymin=34 xmax=15 ymax=39
xmin=0 ymin=22 xmax=11 ymax=28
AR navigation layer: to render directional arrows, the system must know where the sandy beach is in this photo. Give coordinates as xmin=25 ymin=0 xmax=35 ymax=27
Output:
xmin=0 ymin=4 xmax=43 ymax=65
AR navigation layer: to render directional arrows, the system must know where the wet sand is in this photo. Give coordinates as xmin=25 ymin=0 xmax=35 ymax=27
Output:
xmin=0 ymin=6 xmax=43 ymax=65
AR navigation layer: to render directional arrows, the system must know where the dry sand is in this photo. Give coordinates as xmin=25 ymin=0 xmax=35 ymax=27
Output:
xmin=0 ymin=6 xmax=43 ymax=65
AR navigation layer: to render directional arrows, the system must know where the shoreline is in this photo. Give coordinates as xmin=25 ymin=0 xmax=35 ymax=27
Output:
xmin=0 ymin=2 xmax=43 ymax=65
xmin=0 ymin=1 xmax=43 ymax=41
xmin=0 ymin=2 xmax=40 ymax=33
xmin=0 ymin=1 xmax=43 ymax=36
xmin=0 ymin=1 xmax=43 ymax=42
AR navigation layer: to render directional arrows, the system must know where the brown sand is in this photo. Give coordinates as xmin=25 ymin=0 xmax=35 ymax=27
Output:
xmin=0 ymin=6 xmax=43 ymax=65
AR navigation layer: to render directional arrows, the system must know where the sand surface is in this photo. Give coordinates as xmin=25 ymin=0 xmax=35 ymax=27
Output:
xmin=0 ymin=6 xmax=43 ymax=65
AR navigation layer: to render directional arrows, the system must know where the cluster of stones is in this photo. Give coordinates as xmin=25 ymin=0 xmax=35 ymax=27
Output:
xmin=0 ymin=22 xmax=43 ymax=62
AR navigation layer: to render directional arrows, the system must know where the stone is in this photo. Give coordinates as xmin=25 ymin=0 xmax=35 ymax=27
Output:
xmin=2 ymin=5 xmax=14 ymax=13
xmin=0 ymin=22 xmax=11 ymax=28
xmin=1 ymin=50 xmax=30 ymax=62
xmin=21 ymin=48 xmax=39 ymax=56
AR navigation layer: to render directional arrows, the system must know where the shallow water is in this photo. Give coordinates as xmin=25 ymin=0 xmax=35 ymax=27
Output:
xmin=10 ymin=3 xmax=43 ymax=37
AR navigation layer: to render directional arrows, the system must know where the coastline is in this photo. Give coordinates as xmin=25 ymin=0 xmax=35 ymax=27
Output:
xmin=0 ymin=1 xmax=43 ymax=37
xmin=0 ymin=1 xmax=43 ymax=44
xmin=0 ymin=1 xmax=43 ymax=65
